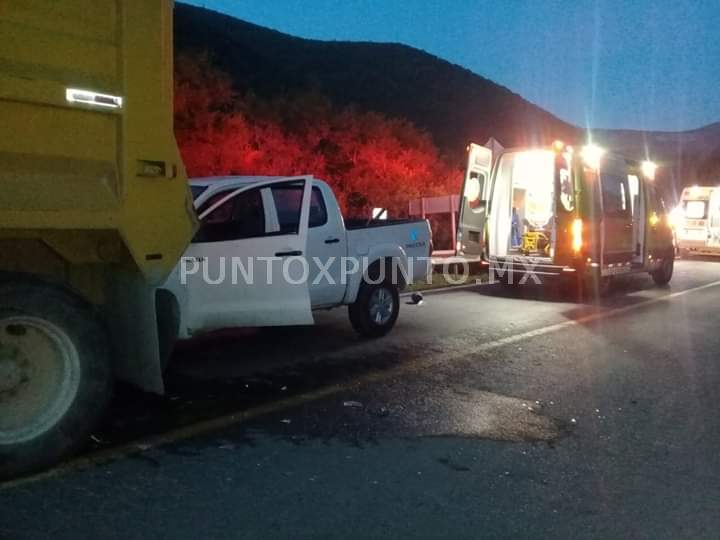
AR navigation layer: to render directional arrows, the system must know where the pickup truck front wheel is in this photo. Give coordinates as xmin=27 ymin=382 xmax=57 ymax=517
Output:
xmin=349 ymin=281 xmax=400 ymax=338
xmin=0 ymin=281 xmax=112 ymax=479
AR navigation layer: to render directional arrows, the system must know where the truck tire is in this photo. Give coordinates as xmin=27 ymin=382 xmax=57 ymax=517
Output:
xmin=0 ymin=281 xmax=112 ymax=479
xmin=651 ymin=256 xmax=674 ymax=286
xmin=348 ymin=280 xmax=400 ymax=338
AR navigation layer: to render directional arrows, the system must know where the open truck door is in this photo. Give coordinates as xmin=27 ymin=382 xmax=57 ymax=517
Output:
xmin=181 ymin=177 xmax=314 ymax=333
xmin=457 ymin=143 xmax=493 ymax=258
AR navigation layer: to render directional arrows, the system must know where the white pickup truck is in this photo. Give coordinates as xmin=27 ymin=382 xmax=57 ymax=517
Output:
xmin=160 ymin=175 xmax=432 ymax=340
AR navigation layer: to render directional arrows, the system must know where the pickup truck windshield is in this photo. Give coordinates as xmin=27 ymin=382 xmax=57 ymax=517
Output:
xmin=191 ymin=185 xmax=207 ymax=201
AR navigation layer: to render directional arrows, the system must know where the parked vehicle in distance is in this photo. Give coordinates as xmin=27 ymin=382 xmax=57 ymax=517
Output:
xmin=673 ymin=185 xmax=720 ymax=257
xmin=457 ymin=141 xmax=675 ymax=292
xmin=161 ymin=176 xmax=432 ymax=339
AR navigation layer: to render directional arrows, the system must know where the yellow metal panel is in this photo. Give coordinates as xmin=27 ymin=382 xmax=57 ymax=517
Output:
xmin=0 ymin=1 xmax=118 ymax=42
xmin=0 ymin=1 xmax=196 ymax=284
xmin=0 ymin=21 xmax=118 ymax=89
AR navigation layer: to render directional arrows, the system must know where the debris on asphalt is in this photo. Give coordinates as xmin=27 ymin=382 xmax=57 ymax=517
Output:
xmin=281 ymin=386 xmax=288 ymax=391
xmin=280 ymin=418 xmax=292 ymax=424
xmin=409 ymin=292 xmax=424 ymax=305
xmin=571 ymin=418 xmax=577 ymax=424
xmin=369 ymin=406 xmax=390 ymax=418
xmin=343 ymin=400 xmax=364 ymax=408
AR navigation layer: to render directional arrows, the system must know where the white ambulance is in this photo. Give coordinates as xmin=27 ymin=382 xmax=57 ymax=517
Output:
xmin=674 ymin=185 xmax=720 ymax=256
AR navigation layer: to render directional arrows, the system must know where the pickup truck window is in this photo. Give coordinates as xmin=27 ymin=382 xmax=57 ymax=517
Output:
xmin=270 ymin=183 xmax=304 ymax=234
xmin=309 ymin=187 xmax=328 ymax=227
xmin=193 ymin=188 xmax=266 ymax=243
xmin=268 ymin=184 xmax=328 ymax=230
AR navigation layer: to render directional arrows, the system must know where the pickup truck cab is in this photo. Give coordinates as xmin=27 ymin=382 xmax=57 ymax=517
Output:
xmin=162 ymin=175 xmax=432 ymax=339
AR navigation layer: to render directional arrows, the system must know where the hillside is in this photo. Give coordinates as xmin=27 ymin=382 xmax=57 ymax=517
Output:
xmin=174 ymin=3 xmax=720 ymax=194
xmin=594 ymin=123 xmax=720 ymax=190
xmin=174 ymin=4 xmax=577 ymax=157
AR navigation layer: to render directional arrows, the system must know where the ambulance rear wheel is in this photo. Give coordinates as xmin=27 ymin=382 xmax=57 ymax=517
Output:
xmin=651 ymin=257 xmax=674 ymax=286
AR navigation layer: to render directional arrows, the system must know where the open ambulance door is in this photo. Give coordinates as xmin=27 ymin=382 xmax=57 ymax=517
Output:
xmin=457 ymin=143 xmax=493 ymax=258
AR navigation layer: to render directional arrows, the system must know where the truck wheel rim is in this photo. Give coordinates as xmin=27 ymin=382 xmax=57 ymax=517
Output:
xmin=369 ymin=287 xmax=394 ymax=326
xmin=0 ymin=317 xmax=81 ymax=445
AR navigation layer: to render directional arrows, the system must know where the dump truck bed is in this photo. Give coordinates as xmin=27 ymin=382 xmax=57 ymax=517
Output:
xmin=0 ymin=0 xmax=196 ymax=283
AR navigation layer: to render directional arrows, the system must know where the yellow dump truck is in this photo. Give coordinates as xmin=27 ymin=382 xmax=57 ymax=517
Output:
xmin=0 ymin=1 xmax=196 ymax=478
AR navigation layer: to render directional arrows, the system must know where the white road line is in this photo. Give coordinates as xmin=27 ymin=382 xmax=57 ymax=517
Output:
xmin=3 ymin=279 xmax=720 ymax=490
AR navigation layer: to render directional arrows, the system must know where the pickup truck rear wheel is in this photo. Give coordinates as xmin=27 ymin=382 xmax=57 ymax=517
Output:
xmin=0 ymin=281 xmax=112 ymax=479
xmin=349 ymin=281 xmax=400 ymax=338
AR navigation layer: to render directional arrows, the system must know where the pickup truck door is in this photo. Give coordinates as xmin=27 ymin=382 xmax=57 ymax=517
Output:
xmin=305 ymin=183 xmax=347 ymax=307
xmin=182 ymin=178 xmax=314 ymax=333
xmin=457 ymin=143 xmax=492 ymax=258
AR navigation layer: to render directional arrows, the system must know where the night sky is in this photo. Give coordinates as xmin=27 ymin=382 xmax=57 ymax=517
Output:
xmin=183 ymin=0 xmax=720 ymax=132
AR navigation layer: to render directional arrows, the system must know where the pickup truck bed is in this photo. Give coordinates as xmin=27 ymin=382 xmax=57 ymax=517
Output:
xmin=345 ymin=218 xmax=429 ymax=230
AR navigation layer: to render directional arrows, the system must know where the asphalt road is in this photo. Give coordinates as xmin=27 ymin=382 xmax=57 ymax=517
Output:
xmin=2 ymin=259 xmax=720 ymax=539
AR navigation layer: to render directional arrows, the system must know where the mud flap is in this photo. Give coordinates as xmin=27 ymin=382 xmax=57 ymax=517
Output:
xmin=104 ymin=270 xmax=164 ymax=394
